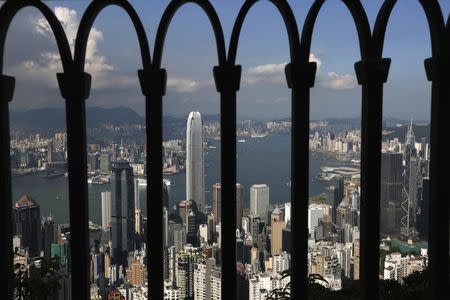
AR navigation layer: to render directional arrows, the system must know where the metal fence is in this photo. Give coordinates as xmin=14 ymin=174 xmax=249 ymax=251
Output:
xmin=0 ymin=0 xmax=449 ymax=299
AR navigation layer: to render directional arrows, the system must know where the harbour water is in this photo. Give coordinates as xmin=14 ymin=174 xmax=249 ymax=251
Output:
xmin=12 ymin=134 xmax=351 ymax=225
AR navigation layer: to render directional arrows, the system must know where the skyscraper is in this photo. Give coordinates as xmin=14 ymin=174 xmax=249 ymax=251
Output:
xmin=41 ymin=216 xmax=56 ymax=259
xmin=186 ymin=111 xmax=205 ymax=211
xmin=212 ymin=183 xmax=222 ymax=224
xmin=270 ymin=206 xmax=284 ymax=256
xmin=101 ymin=191 xmax=112 ymax=230
xmin=380 ymin=152 xmax=403 ymax=236
xmin=401 ymin=121 xmax=419 ymax=238
xmin=250 ymin=184 xmax=270 ymax=223
xmin=13 ymin=195 xmax=41 ymax=256
xmin=211 ymin=182 xmax=244 ymax=227
xmin=236 ymin=183 xmax=244 ymax=230
xmin=110 ymin=149 xmax=135 ymax=262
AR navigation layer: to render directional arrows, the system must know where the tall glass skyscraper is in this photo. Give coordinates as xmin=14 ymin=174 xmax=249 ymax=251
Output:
xmin=111 ymin=151 xmax=135 ymax=263
xmin=186 ymin=112 xmax=205 ymax=211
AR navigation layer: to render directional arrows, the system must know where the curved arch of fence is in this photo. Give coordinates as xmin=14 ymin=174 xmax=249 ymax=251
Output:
xmin=0 ymin=0 xmax=448 ymax=299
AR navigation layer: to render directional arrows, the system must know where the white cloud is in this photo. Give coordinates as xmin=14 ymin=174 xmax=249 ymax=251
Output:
xmin=13 ymin=7 xmax=118 ymax=90
xmin=242 ymin=53 xmax=356 ymax=90
xmin=320 ymin=72 xmax=357 ymax=90
xmin=167 ymin=78 xmax=200 ymax=93
xmin=243 ymin=54 xmax=322 ymax=85
xmin=244 ymin=62 xmax=286 ymax=84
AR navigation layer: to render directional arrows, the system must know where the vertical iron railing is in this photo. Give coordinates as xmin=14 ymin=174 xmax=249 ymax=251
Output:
xmin=0 ymin=1 xmax=74 ymax=298
xmin=74 ymin=1 xmax=153 ymax=298
xmin=152 ymin=1 xmax=228 ymax=298
xmin=0 ymin=0 xmax=448 ymax=299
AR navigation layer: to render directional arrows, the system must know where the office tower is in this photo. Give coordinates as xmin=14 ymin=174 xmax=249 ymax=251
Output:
xmin=330 ymin=177 xmax=344 ymax=224
xmin=212 ymin=182 xmax=244 ymax=227
xmin=169 ymin=222 xmax=186 ymax=253
xmin=186 ymin=210 xmax=197 ymax=246
xmin=163 ymin=207 xmax=169 ymax=247
xmin=335 ymin=203 xmax=356 ymax=228
xmin=41 ymin=216 xmax=56 ymax=258
xmin=212 ymin=183 xmax=221 ymax=223
xmin=186 ymin=111 xmax=205 ymax=211
xmin=47 ymin=140 xmax=53 ymax=162
xmin=134 ymin=179 xmax=141 ymax=235
xmin=380 ymin=152 xmax=403 ymax=236
xmin=207 ymin=213 xmax=216 ymax=243
xmin=13 ymin=195 xmax=41 ymax=257
xmin=401 ymin=122 xmax=419 ymax=238
xmin=319 ymin=215 xmax=333 ymax=239
xmin=177 ymin=200 xmax=191 ymax=226
xmin=236 ymin=183 xmax=243 ymax=230
xmin=270 ymin=206 xmax=285 ymax=256
xmin=282 ymin=225 xmax=291 ymax=252
xmin=308 ymin=204 xmax=326 ymax=237
xmin=101 ymin=191 xmax=112 ymax=230
xmin=110 ymin=151 xmax=135 ymax=262
xmin=134 ymin=178 xmax=140 ymax=211
xmin=250 ymin=184 xmax=270 ymax=223
xmin=104 ymin=253 xmax=111 ymax=278
xmin=99 ymin=153 xmax=111 ymax=172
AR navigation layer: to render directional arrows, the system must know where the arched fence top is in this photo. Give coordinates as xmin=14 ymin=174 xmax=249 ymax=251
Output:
xmin=373 ymin=0 xmax=446 ymax=59
xmin=418 ymin=0 xmax=446 ymax=59
xmin=372 ymin=0 xmax=397 ymax=58
xmin=153 ymin=0 xmax=227 ymax=68
xmin=228 ymin=0 xmax=301 ymax=65
xmin=0 ymin=0 xmax=72 ymax=74
xmin=74 ymin=0 xmax=151 ymax=72
xmin=300 ymin=0 xmax=372 ymax=62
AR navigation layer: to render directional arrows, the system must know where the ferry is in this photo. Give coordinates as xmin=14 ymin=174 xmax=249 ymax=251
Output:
xmin=238 ymin=139 xmax=246 ymax=143
xmin=250 ymin=133 xmax=267 ymax=138
xmin=87 ymin=175 xmax=110 ymax=185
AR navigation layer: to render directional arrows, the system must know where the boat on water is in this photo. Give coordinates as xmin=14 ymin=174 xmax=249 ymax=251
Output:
xmin=138 ymin=178 xmax=173 ymax=187
xmin=250 ymin=133 xmax=267 ymax=138
xmin=238 ymin=139 xmax=246 ymax=143
xmin=87 ymin=175 xmax=110 ymax=185
xmin=41 ymin=172 xmax=64 ymax=179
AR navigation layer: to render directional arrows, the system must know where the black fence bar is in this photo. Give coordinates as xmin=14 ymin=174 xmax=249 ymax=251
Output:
xmin=213 ymin=64 xmax=241 ymax=299
xmin=139 ymin=68 xmax=166 ymax=300
xmin=356 ymin=59 xmax=390 ymax=299
xmin=57 ymin=71 xmax=92 ymax=299
xmin=0 ymin=74 xmax=15 ymax=300
xmin=426 ymin=56 xmax=450 ymax=299
xmin=286 ymin=61 xmax=316 ymax=298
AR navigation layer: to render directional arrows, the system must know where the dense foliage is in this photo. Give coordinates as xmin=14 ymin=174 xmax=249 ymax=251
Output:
xmin=268 ymin=269 xmax=438 ymax=300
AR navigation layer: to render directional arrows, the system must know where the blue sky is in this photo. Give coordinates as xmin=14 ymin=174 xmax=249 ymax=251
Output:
xmin=2 ymin=0 xmax=449 ymax=120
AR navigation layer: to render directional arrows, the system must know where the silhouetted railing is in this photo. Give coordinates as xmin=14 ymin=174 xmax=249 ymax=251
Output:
xmin=0 ymin=1 xmax=448 ymax=299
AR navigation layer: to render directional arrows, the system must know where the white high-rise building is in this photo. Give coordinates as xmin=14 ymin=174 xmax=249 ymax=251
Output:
xmin=101 ymin=191 xmax=111 ymax=230
xmin=186 ymin=112 xmax=205 ymax=211
xmin=250 ymin=184 xmax=270 ymax=223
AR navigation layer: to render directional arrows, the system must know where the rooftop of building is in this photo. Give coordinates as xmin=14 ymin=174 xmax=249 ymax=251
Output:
xmin=15 ymin=195 xmax=38 ymax=208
